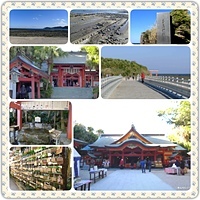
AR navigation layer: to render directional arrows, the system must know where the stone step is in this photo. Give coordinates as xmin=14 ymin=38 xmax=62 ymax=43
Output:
xmin=51 ymin=87 xmax=93 ymax=99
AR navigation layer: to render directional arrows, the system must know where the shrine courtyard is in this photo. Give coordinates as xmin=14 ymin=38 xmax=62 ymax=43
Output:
xmin=79 ymin=168 xmax=190 ymax=191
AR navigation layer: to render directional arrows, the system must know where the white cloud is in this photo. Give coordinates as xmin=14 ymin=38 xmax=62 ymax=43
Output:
xmin=53 ymin=18 xmax=67 ymax=26
xmin=33 ymin=17 xmax=39 ymax=20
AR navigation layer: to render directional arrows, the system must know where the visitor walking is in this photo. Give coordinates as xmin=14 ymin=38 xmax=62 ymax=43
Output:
xmin=119 ymin=158 xmax=124 ymax=169
xmin=140 ymin=159 xmax=146 ymax=173
xmin=180 ymin=159 xmax=185 ymax=175
xmin=141 ymin=72 xmax=145 ymax=83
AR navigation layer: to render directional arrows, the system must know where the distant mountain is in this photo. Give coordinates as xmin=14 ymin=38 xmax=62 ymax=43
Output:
xmin=44 ymin=26 xmax=68 ymax=30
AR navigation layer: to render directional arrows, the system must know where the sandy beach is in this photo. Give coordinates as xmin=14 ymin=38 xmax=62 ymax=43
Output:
xmin=70 ymin=13 xmax=128 ymax=44
xmin=10 ymin=36 xmax=68 ymax=44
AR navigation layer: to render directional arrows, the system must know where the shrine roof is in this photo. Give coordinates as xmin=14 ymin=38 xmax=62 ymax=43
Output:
xmin=11 ymin=55 xmax=48 ymax=78
xmin=11 ymin=55 xmax=41 ymax=71
xmin=74 ymin=138 xmax=88 ymax=145
xmin=105 ymin=139 xmax=160 ymax=148
xmin=89 ymin=129 xmax=180 ymax=149
xmin=81 ymin=145 xmax=93 ymax=151
xmin=89 ymin=134 xmax=122 ymax=148
xmin=144 ymin=136 xmax=175 ymax=145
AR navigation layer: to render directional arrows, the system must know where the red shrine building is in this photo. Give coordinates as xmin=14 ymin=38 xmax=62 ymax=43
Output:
xmin=85 ymin=125 xmax=186 ymax=168
xmin=10 ymin=55 xmax=49 ymax=99
xmin=51 ymin=52 xmax=99 ymax=88
xmin=10 ymin=52 xmax=99 ymax=99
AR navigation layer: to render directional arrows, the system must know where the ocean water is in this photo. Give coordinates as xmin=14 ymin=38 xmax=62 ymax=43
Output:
xmin=10 ymin=27 xmax=68 ymax=31
xmin=154 ymin=74 xmax=190 ymax=80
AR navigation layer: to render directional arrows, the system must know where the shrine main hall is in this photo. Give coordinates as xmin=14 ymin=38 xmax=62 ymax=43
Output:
xmin=76 ymin=125 xmax=186 ymax=168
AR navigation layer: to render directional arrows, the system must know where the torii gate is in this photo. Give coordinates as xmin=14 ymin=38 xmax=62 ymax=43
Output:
xmin=149 ymin=70 xmax=159 ymax=76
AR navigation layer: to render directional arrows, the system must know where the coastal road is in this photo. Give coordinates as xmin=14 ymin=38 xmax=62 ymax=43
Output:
xmin=105 ymin=79 xmax=167 ymax=99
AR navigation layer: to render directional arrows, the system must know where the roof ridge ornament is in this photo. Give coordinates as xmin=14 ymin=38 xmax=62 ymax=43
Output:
xmin=131 ymin=123 xmax=136 ymax=130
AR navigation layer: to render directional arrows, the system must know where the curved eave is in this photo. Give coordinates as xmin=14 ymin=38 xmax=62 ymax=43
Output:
xmin=113 ymin=127 xmax=152 ymax=145
xmin=106 ymin=139 xmax=159 ymax=149
xmin=11 ymin=56 xmax=49 ymax=79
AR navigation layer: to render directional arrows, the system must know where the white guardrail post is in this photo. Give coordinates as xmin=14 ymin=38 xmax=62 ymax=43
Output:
xmin=101 ymin=75 xmax=123 ymax=98
xmin=144 ymin=76 xmax=190 ymax=98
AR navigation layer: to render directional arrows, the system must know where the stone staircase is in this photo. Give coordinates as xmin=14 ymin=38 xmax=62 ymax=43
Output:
xmin=51 ymin=87 xmax=93 ymax=99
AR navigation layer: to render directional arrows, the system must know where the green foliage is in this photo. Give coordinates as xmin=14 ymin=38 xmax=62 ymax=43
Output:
xmin=23 ymin=110 xmax=68 ymax=130
xmin=10 ymin=46 xmax=68 ymax=91
xmin=158 ymin=101 xmax=191 ymax=151
xmin=170 ymin=10 xmax=191 ymax=44
xmin=141 ymin=9 xmax=190 ymax=44
xmin=101 ymin=57 xmax=149 ymax=77
xmin=40 ymin=78 xmax=53 ymax=98
xmin=74 ymin=124 xmax=98 ymax=144
xmin=81 ymin=46 xmax=99 ymax=70
xmin=92 ymin=86 xmax=99 ymax=99
xmin=9 ymin=111 xmax=16 ymax=126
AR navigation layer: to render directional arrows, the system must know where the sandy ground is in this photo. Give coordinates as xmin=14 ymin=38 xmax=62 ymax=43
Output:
xmin=10 ymin=36 xmax=68 ymax=44
xmin=70 ymin=13 xmax=128 ymax=44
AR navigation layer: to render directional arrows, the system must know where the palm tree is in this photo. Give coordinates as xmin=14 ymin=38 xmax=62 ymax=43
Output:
xmin=96 ymin=129 xmax=104 ymax=136
xmin=33 ymin=46 xmax=68 ymax=90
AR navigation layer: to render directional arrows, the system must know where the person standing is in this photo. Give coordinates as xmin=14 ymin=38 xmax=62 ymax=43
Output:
xmin=180 ymin=159 xmax=185 ymax=175
xmin=119 ymin=158 xmax=124 ymax=169
xmin=20 ymin=85 xmax=27 ymax=99
xmin=141 ymin=72 xmax=145 ymax=83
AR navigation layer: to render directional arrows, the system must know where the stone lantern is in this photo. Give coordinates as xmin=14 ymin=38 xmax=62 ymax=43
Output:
xmin=10 ymin=67 xmax=21 ymax=99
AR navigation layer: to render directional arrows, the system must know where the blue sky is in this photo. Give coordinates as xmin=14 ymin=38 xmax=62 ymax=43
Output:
xmin=130 ymin=9 xmax=172 ymax=44
xmin=10 ymin=9 xmax=68 ymax=29
xmin=101 ymin=46 xmax=190 ymax=74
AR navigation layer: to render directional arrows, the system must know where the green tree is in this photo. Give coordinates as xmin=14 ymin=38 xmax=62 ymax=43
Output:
xmin=158 ymin=101 xmax=191 ymax=150
xmin=81 ymin=46 xmax=99 ymax=70
xmin=140 ymin=9 xmax=190 ymax=44
xmin=101 ymin=57 xmax=149 ymax=77
xmin=74 ymin=124 xmax=98 ymax=144
xmin=96 ymin=129 xmax=104 ymax=136
xmin=33 ymin=46 xmax=68 ymax=90
xmin=10 ymin=46 xmax=68 ymax=97
xmin=170 ymin=9 xmax=191 ymax=44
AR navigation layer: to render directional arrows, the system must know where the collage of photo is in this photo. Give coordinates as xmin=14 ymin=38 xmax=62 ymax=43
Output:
xmin=7 ymin=7 xmax=194 ymax=196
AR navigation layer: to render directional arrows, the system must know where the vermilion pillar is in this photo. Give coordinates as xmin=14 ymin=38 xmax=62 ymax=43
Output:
xmin=58 ymin=66 xmax=63 ymax=87
xmin=31 ymin=77 xmax=35 ymax=99
xmin=37 ymin=82 xmax=40 ymax=98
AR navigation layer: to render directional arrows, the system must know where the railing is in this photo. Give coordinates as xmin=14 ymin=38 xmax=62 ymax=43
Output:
xmin=101 ymin=76 xmax=123 ymax=98
xmin=144 ymin=76 xmax=191 ymax=99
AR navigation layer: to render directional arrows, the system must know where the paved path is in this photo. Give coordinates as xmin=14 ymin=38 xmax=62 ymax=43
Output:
xmin=79 ymin=168 xmax=190 ymax=191
xmin=51 ymin=87 xmax=93 ymax=99
xmin=107 ymin=79 xmax=167 ymax=99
